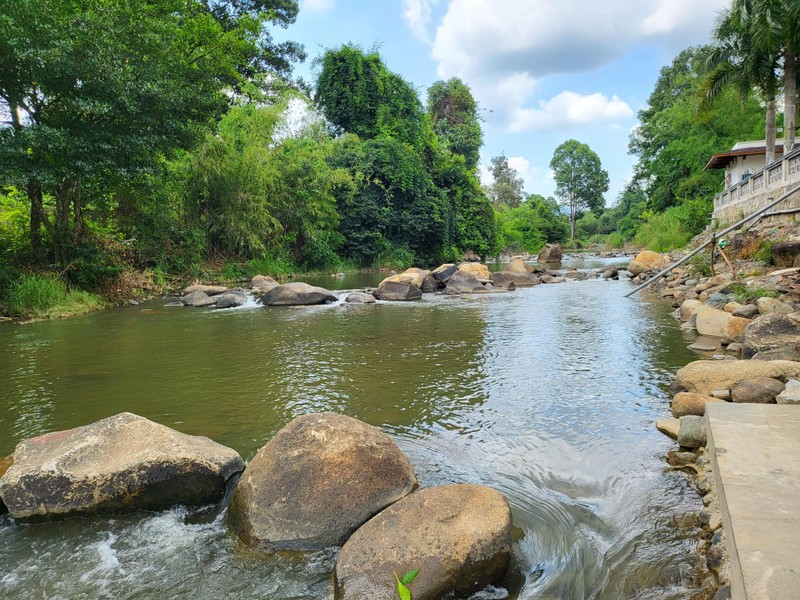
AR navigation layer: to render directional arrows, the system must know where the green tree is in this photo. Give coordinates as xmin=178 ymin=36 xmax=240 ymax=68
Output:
xmin=314 ymin=45 xmax=424 ymax=150
xmin=427 ymin=78 xmax=483 ymax=170
xmin=495 ymin=194 xmax=567 ymax=253
xmin=702 ymin=9 xmax=781 ymax=164
xmin=487 ymin=154 xmax=524 ymax=209
xmin=629 ymin=46 xmax=763 ymax=214
xmin=731 ymin=0 xmax=800 ymax=153
xmin=0 ymin=0 xmax=301 ymax=266
xmin=550 ymin=140 xmax=609 ymax=240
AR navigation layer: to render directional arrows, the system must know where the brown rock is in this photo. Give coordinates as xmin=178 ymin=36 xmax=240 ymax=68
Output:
xmin=431 ymin=264 xmax=457 ymax=283
xmin=504 ymin=258 xmax=534 ymax=273
xmin=180 ymin=290 xmax=218 ymax=307
xmin=676 ymin=359 xmax=800 ymax=396
xmin=261 ymin=282 xmax=337 ymax=306
xmin=0 ymin=413 xmax=244 ymax=521
xmin=229 ymin=413 xmax=417 ymax=551
xmin=725 ymin=316 xmax=752 ymax=342
xmin=730 ymin=377 xmax=785 ymax=403
xmin=490 ymin=271 xmax=540 ymax=288
xmin=335 ymin=484 xmax=512 ymax=600
xmin=742 ymin=312 xmax=800 ymax=359
xmin=656 ymin=419 xmax=681 ymax=439
xmin=537 ymin=244 xmax=562 ymax=263
xmin=373 ymin=281 xmax=423 ymax=301
xmin=250 ymin=275 xmax=278 ymax=290
xmin=671 ymin=393 xmax=724 ymax=417
xmin=695 ymin=306 xmax=732 ymax=337
xmin=183 ymin=284 xmax=228 ymax=296
xmin=379 ymin=269 xmax=431 ymax=290
xmin=628 ymin=251 xmax=668 ymax=276
xmin=444 ymin=270 xmax=490 ymax=295
xmin=457 ymin=262 xmax=491 ymax=280
xmin=680 ymin=299 xmax=704 ymax=321
xmin=771 ymin=240 xmax=800 ymax=268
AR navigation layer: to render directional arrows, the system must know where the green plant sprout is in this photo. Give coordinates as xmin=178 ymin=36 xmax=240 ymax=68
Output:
xmin=394 ymin=569 xmax=419 ymax=600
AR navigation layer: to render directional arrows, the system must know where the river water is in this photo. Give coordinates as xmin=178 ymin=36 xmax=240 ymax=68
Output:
xmin=0 ymin=258 xmax=706 ymax=599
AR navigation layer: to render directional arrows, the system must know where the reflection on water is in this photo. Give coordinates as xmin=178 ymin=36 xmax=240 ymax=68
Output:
xmin=0 ymin=262 xmax=705 ymax=599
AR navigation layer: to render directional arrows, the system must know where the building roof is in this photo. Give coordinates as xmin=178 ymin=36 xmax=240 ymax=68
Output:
xmin=705 ymin=140 xmax=785 ymax=170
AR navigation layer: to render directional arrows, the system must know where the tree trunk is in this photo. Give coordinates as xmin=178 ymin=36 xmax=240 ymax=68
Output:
xmin=784 ymin=49 xmax=796 ymax=153
xmin=766 ymin=97 xmax=777 ymax=165
xmin=72 ymin=173 xmax=85 ymax=245
xmin=53 ymin=179 xmax=72 ymax=265
xmin=27 ymin=178 xmax=48 ymax=263
xmin=570 ymin=198 xmax=577 ymax=241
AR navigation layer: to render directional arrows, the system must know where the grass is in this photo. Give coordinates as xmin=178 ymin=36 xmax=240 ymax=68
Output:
xmin=605 ymin=232 xmax=626 ymax=249
xmin=3 ymin=273 xmax=107 ymax=319
xmin=727 ymin=282 xmax=780 ymax=304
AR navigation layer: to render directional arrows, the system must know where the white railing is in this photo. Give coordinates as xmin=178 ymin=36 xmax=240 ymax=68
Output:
xmin=713 ymin=146 xmax=800 ymax=223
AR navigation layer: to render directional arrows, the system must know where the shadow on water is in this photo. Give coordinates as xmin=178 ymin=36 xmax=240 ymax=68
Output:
xmin=0 ymin=269 xmax=706 ymax=599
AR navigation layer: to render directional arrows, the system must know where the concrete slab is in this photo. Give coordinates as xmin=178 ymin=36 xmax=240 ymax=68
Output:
xmin=706 ymin=403 xmax=800 ymax=600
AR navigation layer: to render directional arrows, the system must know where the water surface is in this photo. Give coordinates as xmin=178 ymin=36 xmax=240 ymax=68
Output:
xmin=0 ymin=259 xmax=706 ymax=599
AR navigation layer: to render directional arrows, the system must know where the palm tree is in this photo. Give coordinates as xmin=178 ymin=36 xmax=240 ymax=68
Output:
xmin=702 ymin=9 xmax=782 ymax=164
xmin=732 ymin=0 xmax=800 ymax=153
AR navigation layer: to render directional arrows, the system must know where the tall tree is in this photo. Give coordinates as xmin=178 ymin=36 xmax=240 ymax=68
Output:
xmin=550 ymin=140 xmax=609 ymax=240
xmin=487 ymin=154 xmax=524 ymax=208
xmin=629 ymin=46 xmax=763 ymax=213
xmin=731 ymin=0 xmax=800 ymax=153
xmin=427 ymin=78 xmax=483 ymax=170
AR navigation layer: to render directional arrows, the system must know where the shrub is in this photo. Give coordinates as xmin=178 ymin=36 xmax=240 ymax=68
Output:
xmin=605 ymin=232 xmax=625 ymax=249
xmin=690 ymin=253 xmax=712 ymax=278
xmin=5 ymin=274 xmax=67 ymax=317
xmin=752 ymin=240 xmax=774 ymax=265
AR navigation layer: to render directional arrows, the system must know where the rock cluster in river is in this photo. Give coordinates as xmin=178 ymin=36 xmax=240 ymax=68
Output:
xmin=0 ymin=411 xmax=515 ymax=599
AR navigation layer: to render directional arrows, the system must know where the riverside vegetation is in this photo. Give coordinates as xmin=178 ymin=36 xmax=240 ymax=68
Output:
xmin=0 ymin=0 xmax=773 ymax=321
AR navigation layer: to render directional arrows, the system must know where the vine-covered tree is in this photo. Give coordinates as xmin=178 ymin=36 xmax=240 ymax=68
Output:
xmin=314 ymin=45 xmax=424 ymax=150
xmin=487 ymin=154 xmax=524 ymax=209
xmin=427 ymin=78 xmax=483 ymax=170
xmin=550 ymin=140 xmax=609 ymax=240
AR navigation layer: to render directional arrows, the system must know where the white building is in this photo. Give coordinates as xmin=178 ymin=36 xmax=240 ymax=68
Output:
xmin=705 ymin=140 xmax=785 ymax=189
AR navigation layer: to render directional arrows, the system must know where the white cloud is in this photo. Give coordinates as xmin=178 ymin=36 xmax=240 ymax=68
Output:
xmin=303 ymin=0 xmax=334 ymax=12
xmin=402 ymin=0 xmax=439 ymax=44
xmin=432 ymin=0 xmax=727 ymax=80
xmin=509 ymin=91 xmax=633 ymax=133
xmin=480 ymin=154 xmax=554 ymax=196
xmin=426 ymin=0 xmax=725 ymax=132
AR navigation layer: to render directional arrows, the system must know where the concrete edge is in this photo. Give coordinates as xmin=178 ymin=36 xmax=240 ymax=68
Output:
xmin=705 ymin=404 xmax=746 ymax=600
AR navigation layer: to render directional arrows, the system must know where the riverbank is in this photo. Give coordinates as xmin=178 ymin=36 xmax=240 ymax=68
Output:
xmin=626 ymin=226 xmax=800 ymax=600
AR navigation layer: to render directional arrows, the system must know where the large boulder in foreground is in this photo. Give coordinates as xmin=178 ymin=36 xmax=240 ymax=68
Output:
xmin=260 ymin=282 xmax=337 ymax=306
xmin=627 ymin=251 xmax=668 ymax=276
xmin=444 ymin=270 xmax=490 ymax=295
xmin=0 ymin=413 xmax=244 ymax=521
xmin=490 ymin=271 xmax=537 ymax=288
xmin=335 ymin=484 xmax=512 ymax=600
xmin=676 ymin=359 xmax=800 ymax=396
xmin=742 ymin=312 xmax=800 ymax=359
xmin=229 ymin=413 xmax=418 ymax=551
xmin=457 ymin=262 xmax=491 ymax=281
xmin=379 ymin=269 xmax=430 ymax=290
xmin=695 ymin=306 xmax=732 ymax=338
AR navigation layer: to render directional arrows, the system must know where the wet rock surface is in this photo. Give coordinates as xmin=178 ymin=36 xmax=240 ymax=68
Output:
xmin=0 ymin=413 xmax=244 ymax=521
xmin=335 ymin=484 xmax=512 ymax=600
xmin=228 ymin=413 xmax=418 ymax=551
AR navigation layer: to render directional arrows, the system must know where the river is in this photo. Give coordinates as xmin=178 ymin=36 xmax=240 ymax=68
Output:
xmin=0 ymin=257 xmax=706 ymax=599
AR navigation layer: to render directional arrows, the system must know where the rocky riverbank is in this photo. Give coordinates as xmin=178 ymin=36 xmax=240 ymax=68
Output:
xmin=626 ymin=238 xmax=800 ymax=600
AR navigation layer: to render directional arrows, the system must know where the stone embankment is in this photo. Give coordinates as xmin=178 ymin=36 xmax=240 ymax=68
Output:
xmin=627 ymin=243 xmax=800 ymax=600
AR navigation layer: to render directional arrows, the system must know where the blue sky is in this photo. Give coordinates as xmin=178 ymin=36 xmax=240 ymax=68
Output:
xmin=276 ymin=0 xmax=730 ymax=205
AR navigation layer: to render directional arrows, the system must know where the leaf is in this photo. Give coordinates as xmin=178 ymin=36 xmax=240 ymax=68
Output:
xmin=394 ymin=572 xmax=412 ymax=600
xmin=401 ymin=570 xmax=420 ymax=585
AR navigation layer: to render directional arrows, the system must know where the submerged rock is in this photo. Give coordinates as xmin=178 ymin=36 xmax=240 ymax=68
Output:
xmin=0 ymin=413 xmax=244 ymax=521
xmin=335 ymin=484 xmax=512 ymax=600
xmin=261 ymin=282 xmax=337 ymax=306
xmin=228 ymin=413 xmax=417 ymax=551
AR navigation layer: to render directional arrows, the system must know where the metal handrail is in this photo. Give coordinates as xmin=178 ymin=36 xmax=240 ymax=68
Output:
xmin=625 ymin=182 xmax=800 ymax=298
